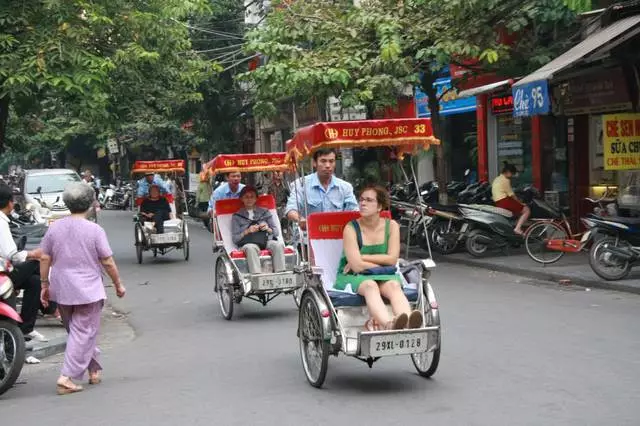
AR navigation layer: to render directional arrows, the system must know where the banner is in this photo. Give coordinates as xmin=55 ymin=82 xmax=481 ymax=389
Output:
xmin=207 ymin=152 xmax=291 ymax=175
xmin=602 ymin=113 xmax=640 ymax=170
xmin=131 ymin=160 xmax=186 ymax=175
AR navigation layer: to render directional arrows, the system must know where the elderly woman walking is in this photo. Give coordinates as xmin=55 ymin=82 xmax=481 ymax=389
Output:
xmin=39 ymin=183 xmax=126 ymax=395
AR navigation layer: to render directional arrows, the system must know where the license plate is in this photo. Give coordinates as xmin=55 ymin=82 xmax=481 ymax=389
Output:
xmin=257 ymin=273 xmax=295 ymax=290
xmin=368 ymin=331 xmax=429 ymax=357
xmin=152 ymin=233 xmax=181 ymax=244
xmin=580 ymin=231 xmax=591 ymax=243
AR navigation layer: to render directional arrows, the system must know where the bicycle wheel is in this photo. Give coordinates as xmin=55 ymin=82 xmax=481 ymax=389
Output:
xmin=525 ymin=222 xmax=568 ymax=264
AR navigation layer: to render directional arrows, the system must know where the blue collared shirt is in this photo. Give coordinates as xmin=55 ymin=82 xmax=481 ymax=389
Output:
xmin=137 ymin=175 xmax=170 ymax=197
xmin=208 ymin=182 xmax=246 ymax=211
xmin=285 ymin=173 xmax=358 ymax=217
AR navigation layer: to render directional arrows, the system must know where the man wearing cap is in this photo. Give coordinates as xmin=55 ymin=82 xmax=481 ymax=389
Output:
xmin=137 ymin=172 xmax=170 ymax=198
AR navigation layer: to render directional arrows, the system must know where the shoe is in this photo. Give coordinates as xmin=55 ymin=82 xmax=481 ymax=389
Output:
xmin=25 ymin=356 xmax=41 ymax=364
xmin=56 ymin=382 xmax=83 ymax=395
xmin=391 ymin=313 xmax=409 ymax=330
xmin=26 ymin=330 xmax=48 ymax=342
xmin=408 ymin=310 xmax=423 ymax=329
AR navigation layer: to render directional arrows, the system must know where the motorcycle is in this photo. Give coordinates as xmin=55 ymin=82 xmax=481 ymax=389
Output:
xmin=587 ymin=215 xmax=640 ymax=281
xmin=459 ymin=187 xmax=558 ymax=257
xmin=0 ymin=249 xmax=27 ymax=395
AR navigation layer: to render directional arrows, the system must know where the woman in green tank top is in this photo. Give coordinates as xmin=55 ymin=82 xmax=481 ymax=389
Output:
xmin=335 ymin=185 xmax=423 ymax=331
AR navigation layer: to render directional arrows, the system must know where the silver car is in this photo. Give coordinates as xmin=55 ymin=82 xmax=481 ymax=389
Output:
xmin=20 ymin=169 xmax=98 ymax=223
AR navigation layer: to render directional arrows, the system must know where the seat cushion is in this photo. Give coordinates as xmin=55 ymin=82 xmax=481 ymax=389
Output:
xmin=230 ymin=246 xmax=295 ymax=259
xmin=328 ymin=287 xmax=419 ymax=307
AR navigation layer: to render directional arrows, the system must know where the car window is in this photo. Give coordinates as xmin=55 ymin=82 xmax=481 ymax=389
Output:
xmin=26 ymin=172 xmax=81 ymax=194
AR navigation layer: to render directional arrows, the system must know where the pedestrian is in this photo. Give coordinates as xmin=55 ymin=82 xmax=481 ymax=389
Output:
xmin=197 ymin=167 xmax=213 ymax=226
xmin=39 ymin=182 xmax=126 ymax=395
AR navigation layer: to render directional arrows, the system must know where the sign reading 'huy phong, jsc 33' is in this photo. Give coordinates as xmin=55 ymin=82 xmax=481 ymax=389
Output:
xmin=603 ymin=113 xmax=640 ymax=170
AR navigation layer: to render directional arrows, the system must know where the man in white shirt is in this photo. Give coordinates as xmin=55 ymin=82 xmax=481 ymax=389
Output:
xmin=0 ymin=183 xmax=47 ymax=342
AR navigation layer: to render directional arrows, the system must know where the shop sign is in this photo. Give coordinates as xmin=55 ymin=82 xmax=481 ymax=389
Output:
xmin=602 ymin=113 xmax=640 ymax=170
xmin=553 ymin=68 xmax=632 ymax=115
xmin=512 ymin=80 xmax=550 ymax=117
xmin=490 ymin=94 xmax=514 ymax=115
xmin=415 ymin=78 xmax=476 ymax=117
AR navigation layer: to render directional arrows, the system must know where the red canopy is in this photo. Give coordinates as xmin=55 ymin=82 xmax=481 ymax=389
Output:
xmin=206 ymin=152 xmax=294 ymax=175
xmin=131 ymin=160 xmax=185 ymax=176
xmin=286 ymin=118 xmax=440 ymax=162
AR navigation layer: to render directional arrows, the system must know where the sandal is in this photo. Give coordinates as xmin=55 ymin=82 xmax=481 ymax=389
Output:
xmin=408 ymin=310 xmax=423 ymax=329
xmin=391 ymin=313 xmax=409 ymax=330
xmin=88 ymin=373 xmax=102 ymax=385
xmin=56 ymin=380 xmax=83 ymax=395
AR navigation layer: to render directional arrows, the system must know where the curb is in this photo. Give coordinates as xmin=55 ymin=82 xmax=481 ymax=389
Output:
xmin=27 ymin=336 xmax=67 ymax=360
xmin=410 ymin=249 xmax=640 ymax=295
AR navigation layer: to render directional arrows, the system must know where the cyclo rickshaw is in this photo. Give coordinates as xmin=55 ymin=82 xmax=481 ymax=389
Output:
xmin=286 ymin=118 xmax=442 ymax=388
xmin=209 ymin=153 xmax=302 ymax=320
xmin=131 ymin=160 xmax=190 ymax=264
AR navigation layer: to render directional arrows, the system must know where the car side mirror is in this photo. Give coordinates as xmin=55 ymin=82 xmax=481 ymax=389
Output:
xmin=36 ymin=186 xmax=42 ymax=194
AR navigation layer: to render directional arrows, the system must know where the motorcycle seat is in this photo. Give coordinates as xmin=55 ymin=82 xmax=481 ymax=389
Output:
xmin=604 ymin=216 xmax=640 ymax=226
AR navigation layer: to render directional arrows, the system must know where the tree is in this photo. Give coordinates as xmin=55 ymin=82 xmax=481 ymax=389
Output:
xmin=240 ymin=0 xmax=578 ymax=193
xmin=0 ymin=0 xmax=214 ymax=157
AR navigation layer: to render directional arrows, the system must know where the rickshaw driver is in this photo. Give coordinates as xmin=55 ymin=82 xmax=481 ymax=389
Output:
xmin=285 ymin=148 xmax=359 ymax=230
xmin=137 ymin=172 xmax=170 ymax=198
xmin=207 ymin=171 xmax=245 ymax=215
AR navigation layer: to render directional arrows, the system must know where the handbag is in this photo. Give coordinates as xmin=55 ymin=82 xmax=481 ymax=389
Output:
xmin=238 ymin=230 xmax=269 ymax=250
xmin=349 ymin=220 xmax=397 ymax=275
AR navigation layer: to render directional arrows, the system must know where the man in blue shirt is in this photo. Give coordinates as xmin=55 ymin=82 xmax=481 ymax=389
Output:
xmin=137 ymin=172 xmax=170 ymax=198
xmin=208 ymin=171 xmax=245 ymax=215
xmin=286 ymin=148 xmax=358 ymax=230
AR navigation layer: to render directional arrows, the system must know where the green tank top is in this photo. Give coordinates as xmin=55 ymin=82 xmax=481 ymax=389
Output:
xmin=334 ymin=219 xmax=401 ymax=291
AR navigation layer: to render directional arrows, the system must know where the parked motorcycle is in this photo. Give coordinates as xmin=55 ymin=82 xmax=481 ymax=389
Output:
xmin=0 ymin=252 xmax=27 ymax=396
xmin=587 ymin=215 xmax=640 ymax=281
xmin=459 ymin=187 xmax=559 ymax=257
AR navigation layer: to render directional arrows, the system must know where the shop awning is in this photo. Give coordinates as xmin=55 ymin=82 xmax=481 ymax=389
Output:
xmin=458 ymin=79 xmax=513 ymax=98
xmin=514 ymin=14 xmax=640 ymax=87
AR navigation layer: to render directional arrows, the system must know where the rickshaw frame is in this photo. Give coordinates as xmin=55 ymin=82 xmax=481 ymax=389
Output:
xmin=131 ymin=160 xmax=190 ymax=264
xmin=207 ymin=152 xmax=303 ymax=320
xmin=286 ymin=118 xmax=443 ymax=388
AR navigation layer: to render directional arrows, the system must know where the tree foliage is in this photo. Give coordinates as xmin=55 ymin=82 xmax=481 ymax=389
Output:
xmin=240 ymin=0 xmax=578 ymax=186
xmin=0 ymin=0 xmax=216 ymax=156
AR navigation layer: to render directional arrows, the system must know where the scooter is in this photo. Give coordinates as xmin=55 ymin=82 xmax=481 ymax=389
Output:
xmin=0 ymin=243 xmax=27 ymax=395
xmin=586 ymin=215 xmax=640 ymax=281
xmin=459 ymin=187 xmax=557 ymax=257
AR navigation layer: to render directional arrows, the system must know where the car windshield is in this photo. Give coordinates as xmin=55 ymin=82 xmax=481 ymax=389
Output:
xmin=26 ymin=172 xmax=81 ymax=194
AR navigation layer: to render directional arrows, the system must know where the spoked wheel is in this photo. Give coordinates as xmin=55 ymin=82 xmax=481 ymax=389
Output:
xmin=135 ymin=225 xmax=144 ymax=264
xmin=299 ymin=292 xmax=329 ymax=388
xmin=411 ymin=304 xmax=440 ymax=378
xmin=465 ymin=230 xmax=489 ymax=257
xmin=183 ymin=223 xmax=190 ymax=261
xmin=524 ymin=221 xmax=568 ymax=264
xmin=427 ymin=220 xmax=460 ymax=255
xmin=215 ymin=258 xmax=234 ymax=320
xmin=0 ymin=320 xmax=26 ymax=396
xmin=589 ymin=237 xmax=633 ymax=281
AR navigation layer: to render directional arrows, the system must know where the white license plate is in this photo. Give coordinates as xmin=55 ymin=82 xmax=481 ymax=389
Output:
xmin=257 ymin=273 xmax=295 ymax=290
xmin=368 ymin=331 xmax=429 ymax=357
xmin=152 ymin=233 xmax=181 ymax=244
xmin=580 ymin=231 xmax=591 ymax=243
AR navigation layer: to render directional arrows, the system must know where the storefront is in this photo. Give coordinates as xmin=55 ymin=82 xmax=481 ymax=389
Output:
xmin=415 ymin=77 xmax=477 ymax=182
xmin=512 ymin=10 xmax=640 ymax=221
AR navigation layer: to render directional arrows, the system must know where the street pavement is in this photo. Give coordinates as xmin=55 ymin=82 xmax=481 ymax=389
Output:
xmin=3 ymin=211 xmax=640 ymax=425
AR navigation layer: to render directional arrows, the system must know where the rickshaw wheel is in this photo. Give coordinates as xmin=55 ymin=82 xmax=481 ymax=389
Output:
xmin=183 ymin=223 xmax=190 ymax=261
xmin=215 ymin=258 xmax=234 ymax=320
xmin=135 ymin=225 xmax=144 ymax=264
xmin=299 ymin=292 xmax=329 ymax=388
xmin=411 ymin=305 xmax=440 ymax=378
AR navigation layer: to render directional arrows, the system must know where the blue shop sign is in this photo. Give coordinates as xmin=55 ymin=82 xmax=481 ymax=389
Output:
xmin=512 ymin=80 xmax=550 ymax=117
xmin=416 ymin=78 xmax=477 ymax=117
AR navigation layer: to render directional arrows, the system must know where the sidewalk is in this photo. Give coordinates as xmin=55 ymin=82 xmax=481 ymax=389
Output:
xmin=410 ymin=247 xmax=640 ymax=295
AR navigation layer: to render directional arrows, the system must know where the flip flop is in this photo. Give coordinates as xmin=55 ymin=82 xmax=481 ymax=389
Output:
xmin=56 ymin=382 xmax=83 ymax=395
